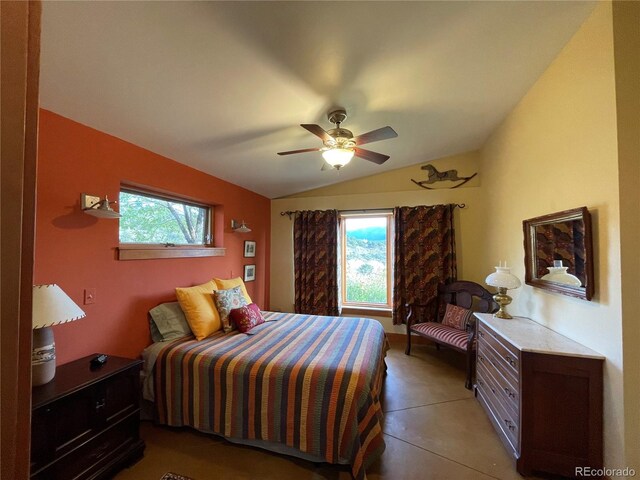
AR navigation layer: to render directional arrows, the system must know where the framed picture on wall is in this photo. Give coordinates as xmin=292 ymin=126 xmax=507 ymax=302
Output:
xmin=244 ymin=264 xmax=256 ymax=282
xmin=244 ymin=240 xmax=256 ymax=258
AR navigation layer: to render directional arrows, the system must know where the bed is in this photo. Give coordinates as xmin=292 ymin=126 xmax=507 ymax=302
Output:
xmin=143 ymin=311 xmax=388 ymax=480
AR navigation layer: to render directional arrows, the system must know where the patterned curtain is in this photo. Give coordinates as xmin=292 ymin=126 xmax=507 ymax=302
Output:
xmin=392 ymin=205 xmax=457 ymax=325
xmin=535 ymin=220 xmax=586 ymax=284
xmin=293 ymin=210 xmax=339 ymax=316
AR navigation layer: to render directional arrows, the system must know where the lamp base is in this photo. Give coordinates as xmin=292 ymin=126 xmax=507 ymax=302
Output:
xmin=32 ymin=327 xmax=56 ymax=386
xmin=493 ymin=288 xmax=514 ymax=319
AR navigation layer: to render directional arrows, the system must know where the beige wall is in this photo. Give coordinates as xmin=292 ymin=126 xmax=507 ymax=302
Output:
xmin=285 ymin=150 xmax=480 ymax=198
xmin=612 ymin=0 xmax=640 ymax=472
xmin=271 ymin=151 xmax=484 ymax=333
xmin=480 ymin=2 xmax=628 ymax=473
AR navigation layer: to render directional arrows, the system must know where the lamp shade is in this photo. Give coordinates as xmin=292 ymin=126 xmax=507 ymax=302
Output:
xmin=541 ymin=267 xmax=582 ymax=286
xmin=485 ymin=266 xmax=521 ymax=290
xmin=32 ymin=284 xmax=86 ymax=329
xmin=322 ymin=148 xmax=354 ymax=168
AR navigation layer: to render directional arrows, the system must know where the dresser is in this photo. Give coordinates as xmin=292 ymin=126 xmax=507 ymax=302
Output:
xmin=31 ymin=355 xmax=145 ymax=480
xmin=474 ymin=314 xmax=604 ymax=478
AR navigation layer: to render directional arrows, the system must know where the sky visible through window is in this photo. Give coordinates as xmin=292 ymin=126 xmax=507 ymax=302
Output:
xmin=344 ymin=216 xmax=389 ymax=305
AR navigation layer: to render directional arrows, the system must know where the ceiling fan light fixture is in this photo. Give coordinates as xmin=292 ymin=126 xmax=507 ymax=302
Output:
xmin=322 ymin=148 xmax=354 ymax=169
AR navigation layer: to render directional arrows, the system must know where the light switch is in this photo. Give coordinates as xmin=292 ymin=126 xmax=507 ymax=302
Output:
xmin=84 ymin=288 xmax=96 ymax=305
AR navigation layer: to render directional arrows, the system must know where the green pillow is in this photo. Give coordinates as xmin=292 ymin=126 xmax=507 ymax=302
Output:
xmin=149 ymin=302 xmax=192 ymax=342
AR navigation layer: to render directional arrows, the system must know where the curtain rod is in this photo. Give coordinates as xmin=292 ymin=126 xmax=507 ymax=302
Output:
xmin=280 ymin=204 xmax=466 ymax=220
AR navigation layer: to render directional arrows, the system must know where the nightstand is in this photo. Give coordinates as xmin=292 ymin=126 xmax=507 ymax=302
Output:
xmin=31 ymin=354 xmax=145 ymax=479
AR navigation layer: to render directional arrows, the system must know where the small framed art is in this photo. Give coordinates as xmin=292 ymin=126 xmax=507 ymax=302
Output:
xmin=244 ymin=240 xmax=256 ymax=258
xmin=244 ymin=264 xmax=256 ymax=282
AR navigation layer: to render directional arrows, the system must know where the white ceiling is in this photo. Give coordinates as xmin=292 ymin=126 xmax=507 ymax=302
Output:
xmin=40 ymin=1 xmax=595 ymax=199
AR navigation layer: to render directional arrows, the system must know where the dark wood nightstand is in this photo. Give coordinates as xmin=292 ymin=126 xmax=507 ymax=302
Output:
xmin=31 ymin=354 xmax=145 ymax=479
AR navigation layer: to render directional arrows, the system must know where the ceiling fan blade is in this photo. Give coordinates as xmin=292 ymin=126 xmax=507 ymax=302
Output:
xmin=353 ymin=126 xmax=398 ymax=146
xmin=354 ymin=148 xmax=390 ymax=165
xmin=301 ymin=124 xmax=333 ymax=142
xmin=277 ymin=147 xmax=321 ymax=156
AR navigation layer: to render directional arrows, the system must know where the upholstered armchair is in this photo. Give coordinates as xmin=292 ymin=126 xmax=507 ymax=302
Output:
xmin=405 ymin=280 xmax=497 ymax=389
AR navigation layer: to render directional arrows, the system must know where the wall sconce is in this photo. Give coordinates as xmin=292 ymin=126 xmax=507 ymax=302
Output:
xmin=81 ymin=193 xmax=121 ymax=219
xmin=231 ymin=219 xmax=251 ymax=233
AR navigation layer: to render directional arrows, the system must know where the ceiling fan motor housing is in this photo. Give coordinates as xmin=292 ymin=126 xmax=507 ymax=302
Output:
xmin=325 ymin=127 xmax=355 ymax=149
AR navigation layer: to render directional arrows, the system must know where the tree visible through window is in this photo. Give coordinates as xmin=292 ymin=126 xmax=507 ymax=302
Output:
xmin=341 ymin=213 xmax=393 ymax=308
xmin=119 ymin=189 xmax=210 ymax=245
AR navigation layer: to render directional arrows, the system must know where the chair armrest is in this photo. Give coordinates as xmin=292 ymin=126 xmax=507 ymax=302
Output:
xmin=465 ymin=315 xmax=477 ymax=332
xmin=466 ymin=316 xmax=477 ymax=344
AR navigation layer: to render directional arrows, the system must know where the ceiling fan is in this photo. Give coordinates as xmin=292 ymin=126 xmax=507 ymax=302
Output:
xmin=277 ymin=109 xmax=398 ymax=170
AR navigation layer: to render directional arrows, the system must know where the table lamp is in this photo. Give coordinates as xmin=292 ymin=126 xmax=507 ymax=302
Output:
xmin=485 ymin=262 xmax=521 ymax=319
xmin=32 ymin=284 xmax=86 ymax=386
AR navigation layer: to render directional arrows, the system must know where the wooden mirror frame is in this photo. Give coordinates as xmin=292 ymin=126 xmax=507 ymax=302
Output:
xmin=523 ymin=207 xmax=594 ymax=301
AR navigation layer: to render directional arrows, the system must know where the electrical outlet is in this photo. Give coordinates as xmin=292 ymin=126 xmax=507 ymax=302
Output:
xmin=84 ymin=288 xmax=96 ymax=305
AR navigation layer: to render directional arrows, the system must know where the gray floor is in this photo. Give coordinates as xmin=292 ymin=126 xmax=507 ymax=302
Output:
xmin=115 ymin=340 xmax=538 ymax=480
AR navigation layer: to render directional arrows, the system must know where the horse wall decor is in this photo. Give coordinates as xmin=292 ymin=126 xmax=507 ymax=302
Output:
xmin=411 ymin=164 xmax=477 ymax=189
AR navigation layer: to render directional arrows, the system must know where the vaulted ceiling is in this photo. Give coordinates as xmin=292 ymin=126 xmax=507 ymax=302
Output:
xmin=40 ymin=1 xmax=595 ymax=198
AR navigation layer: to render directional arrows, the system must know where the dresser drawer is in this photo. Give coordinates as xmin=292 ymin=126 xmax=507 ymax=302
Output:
xmin=31 ymin=388 xmax=96 ymax=471
xmin=478 ymin=323 xmax=520 ymax=374
xmin=477 ymin=360 xmax=519 ymax=421
xmin=32 ymin=412 xmax=141 ymax=480
xmin=477 ymin=340 xmax=519 ymax=390
xmin=476 ymin=378 xmax=520 ymax=453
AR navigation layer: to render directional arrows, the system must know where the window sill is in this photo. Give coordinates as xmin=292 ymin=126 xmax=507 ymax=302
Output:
xmin=118 ymin=245 xmax=226 ymax=260
xmin=341 ymin=306 xmax=392 ymax=318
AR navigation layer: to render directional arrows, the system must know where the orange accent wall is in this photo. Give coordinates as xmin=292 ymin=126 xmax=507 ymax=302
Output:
xmin=34 ymin=110 xmax=271 ymax=364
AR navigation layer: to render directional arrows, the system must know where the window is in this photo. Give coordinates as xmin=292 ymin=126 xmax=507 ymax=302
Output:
xmin=119 ymin=188 xmax=210 ymax=245
xmin=340 ymin=212 xmax=393 ymax=310
xmin=118 ymin=187 xmax=224 ymax=260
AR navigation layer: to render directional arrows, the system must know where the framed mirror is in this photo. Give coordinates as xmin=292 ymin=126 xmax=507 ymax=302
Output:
xmin=523 ymin=207 xmax=594 ymax=300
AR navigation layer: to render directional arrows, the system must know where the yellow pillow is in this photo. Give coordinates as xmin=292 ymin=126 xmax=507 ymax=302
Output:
xmin=213 ymin=277 xmax=252 ymax=304
xmin=175 ymin=280 xmax=220 ymax=340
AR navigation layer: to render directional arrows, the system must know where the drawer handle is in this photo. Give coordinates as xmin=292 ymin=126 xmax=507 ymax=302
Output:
xmin=95 ymin=399 xmax=106 ymax=411
xmin=88 ymin=439 xmax=111 ymax=462
xmin=504 ymin=387 xmax=515 ymax=398
xmin=504 ymin=355 xmax=516 ymax=367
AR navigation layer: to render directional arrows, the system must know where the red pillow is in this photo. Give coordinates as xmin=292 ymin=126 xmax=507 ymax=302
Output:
xmin=441 ymin=303 xmax=474 ymax=330
xmin=229 ymin=303 xmax=265 ymax=333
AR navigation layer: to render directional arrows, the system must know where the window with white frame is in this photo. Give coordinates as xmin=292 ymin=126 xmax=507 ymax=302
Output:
xmin=340 ymin=212 xmax=393 ymax=309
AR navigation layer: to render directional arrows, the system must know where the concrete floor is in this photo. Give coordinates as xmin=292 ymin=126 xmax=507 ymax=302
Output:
xmin=115 ymin=340 xmax=539 ymax=480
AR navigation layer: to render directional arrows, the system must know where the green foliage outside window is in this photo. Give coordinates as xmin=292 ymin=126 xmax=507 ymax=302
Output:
xmin=344 ymin=222 xmax=389 ymax=305
xmin=119 ymin=190 xmax=208 ymax=245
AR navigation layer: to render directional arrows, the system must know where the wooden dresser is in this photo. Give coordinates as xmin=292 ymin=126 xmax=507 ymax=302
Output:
xmin=31 ymin=355 xmax=145 ymax=480
xmin=474 ymin=314 xmax=604 ymax=478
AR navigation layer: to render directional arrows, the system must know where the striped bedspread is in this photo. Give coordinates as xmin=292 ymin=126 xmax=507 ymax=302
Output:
xmin=154 ymin=312 xmax=388 ymax=479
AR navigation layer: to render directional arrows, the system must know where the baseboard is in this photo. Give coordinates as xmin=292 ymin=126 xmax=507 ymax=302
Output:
xmin=386 ymin=333 xmax=432 ymax=345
